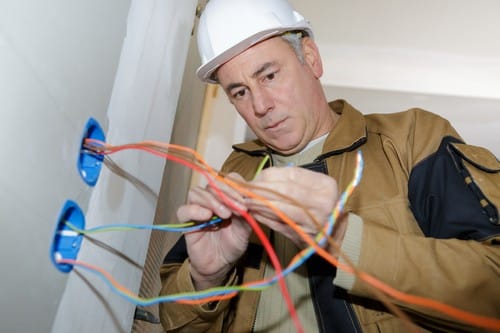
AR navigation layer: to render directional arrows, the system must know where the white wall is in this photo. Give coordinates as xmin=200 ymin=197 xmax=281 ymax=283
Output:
xmin=0 ymin=0 xmax=197 ymax=332
xmin=0 ymin=1 xmax=129 ymax=332
xmin=51 ymin=1 xmax=197 ymax=333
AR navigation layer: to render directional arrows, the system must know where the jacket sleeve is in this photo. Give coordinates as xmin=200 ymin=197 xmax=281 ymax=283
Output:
xmin=336 ymin=109 xmax=500 ymax=331
xmin=350 ymin=217 xmax=498 ymax=325
xmin=158 ymin=237 xmax=237 ymax=332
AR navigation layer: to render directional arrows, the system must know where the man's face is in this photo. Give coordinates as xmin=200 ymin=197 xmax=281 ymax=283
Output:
xmin=217 ymin=36 xmax=329 ymax=155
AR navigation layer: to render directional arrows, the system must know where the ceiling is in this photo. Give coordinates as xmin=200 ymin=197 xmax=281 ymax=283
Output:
xmin=290 ymin=0 xmax=500 ymax=99
xmin=287 ymin=0 xmax=500 ymax=155
xmin=292 ymin=0 xmax=500 ymax=58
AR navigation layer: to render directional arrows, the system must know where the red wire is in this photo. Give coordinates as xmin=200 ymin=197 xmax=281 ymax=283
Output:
xmin=238 ymin=210 xmax=304 ymax=333
xmin=90 ymin=140 xmax=305 ymax=333
xmin=85 ymin=140 xmax=500 ymax=332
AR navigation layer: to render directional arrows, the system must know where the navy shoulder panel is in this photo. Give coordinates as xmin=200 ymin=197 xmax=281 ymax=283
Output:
xmin=409 ymin=136 xmax=499 ymax=240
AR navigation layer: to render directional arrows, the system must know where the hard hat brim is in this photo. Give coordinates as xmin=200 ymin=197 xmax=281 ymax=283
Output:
xmin=196 ymin=26 xmax=312 ymax=84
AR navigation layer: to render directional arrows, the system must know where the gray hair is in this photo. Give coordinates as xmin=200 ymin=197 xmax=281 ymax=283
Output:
xmin=280 ymin=31 xmax=306 ymax=64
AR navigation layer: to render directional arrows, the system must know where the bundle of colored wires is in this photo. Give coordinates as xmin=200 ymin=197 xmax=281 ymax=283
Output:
xmin=73 ymin=139 xmax=364 ymax=332
xmin=55 ymin=139 xmax=500 ymax=333
xmin=74 ymin=138 xmax=307 ymax=332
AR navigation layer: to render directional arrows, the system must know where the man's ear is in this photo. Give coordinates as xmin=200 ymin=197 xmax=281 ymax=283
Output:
xmin=302 ymin=37 xmax=323 ymax=78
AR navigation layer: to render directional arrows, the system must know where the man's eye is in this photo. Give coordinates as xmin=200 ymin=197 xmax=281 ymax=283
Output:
xmin=265 ymin=72 xmax=276 ymax=81
xmin=233 ymin=89 xmax=246 ymax=98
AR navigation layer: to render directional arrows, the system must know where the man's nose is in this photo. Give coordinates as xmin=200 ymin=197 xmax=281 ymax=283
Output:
xmin=252 ymin=88 xmax=274 ymax=115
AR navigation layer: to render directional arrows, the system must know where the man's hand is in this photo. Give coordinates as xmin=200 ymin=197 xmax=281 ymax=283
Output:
xmin=245 ymin=166 xmax=345 ymax=249
xmin=177 ymin=173 xmax=252 ymax=290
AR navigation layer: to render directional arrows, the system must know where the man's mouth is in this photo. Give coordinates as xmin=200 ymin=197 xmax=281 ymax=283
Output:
xmin=265 ymin=118 xmax=287 ymax=130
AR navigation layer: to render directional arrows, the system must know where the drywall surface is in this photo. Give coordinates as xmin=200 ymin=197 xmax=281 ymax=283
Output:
xmin=0 ymin=1 xmax=130 ymax=332
xmin=50 ymin=1 xmax=197 ymax=333
xmin=0 ymin=0 xmax=196 ymax=332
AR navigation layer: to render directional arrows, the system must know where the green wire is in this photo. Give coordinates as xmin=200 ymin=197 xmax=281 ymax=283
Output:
xmin=64 ymin=221 xmax=197 ymax=234
xmin=254 ymin=154 xmax=270 ymax=179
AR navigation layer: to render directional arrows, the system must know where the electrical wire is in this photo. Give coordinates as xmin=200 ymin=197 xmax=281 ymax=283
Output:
xmin=62 ymin=139 xmax=500 ymax=332
xmin=55 ymin=150 xmax=361 ymax=333
xmin=65 ymin=216 xmax=222 ymax=234
xmin=80 ymin=139 xmax=305 ymax=333
xmin=236 ymin=166 xmax=500 ymax=332
xmin=86 ymin=140 xmax=500 ymax=331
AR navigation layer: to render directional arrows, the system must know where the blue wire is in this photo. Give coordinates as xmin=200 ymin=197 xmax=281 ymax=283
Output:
xmin=69 ymin=151 xmax=364 ymax=305
xmin=80 ymin=217 xmax=222 ymax=233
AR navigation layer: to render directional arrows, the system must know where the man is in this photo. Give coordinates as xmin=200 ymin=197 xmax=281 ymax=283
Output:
xmin=159 ymin=0 xmax=499 ymax=332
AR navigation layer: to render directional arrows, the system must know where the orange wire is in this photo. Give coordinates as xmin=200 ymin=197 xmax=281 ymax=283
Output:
xmin=204 ymin=149 xmax=500 ymax=332
xmin=86 ymin=139 xmax=305 ymax=333
xmin=85 ymin=140 xmax=500 ymax=332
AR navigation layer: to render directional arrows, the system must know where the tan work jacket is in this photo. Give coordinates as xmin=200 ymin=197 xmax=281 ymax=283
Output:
xmin=160 ymin=100 xmax=500 ymax=332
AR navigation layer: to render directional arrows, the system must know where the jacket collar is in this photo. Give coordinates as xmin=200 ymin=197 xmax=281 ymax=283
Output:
xmin=232 ymin=99 xmax=367 ymax=158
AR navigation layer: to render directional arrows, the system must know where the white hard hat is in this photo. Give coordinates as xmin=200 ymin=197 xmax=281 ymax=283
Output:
xmin=196 ymin=0 xmax=313 ymax=83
